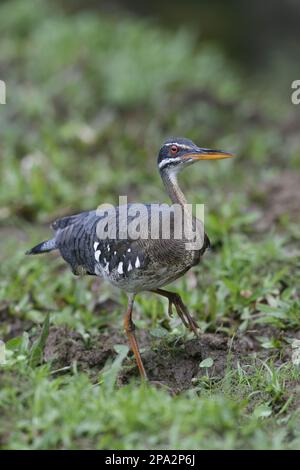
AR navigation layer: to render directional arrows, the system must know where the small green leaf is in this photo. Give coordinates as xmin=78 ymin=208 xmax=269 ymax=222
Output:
xmin=257 ymin=336 xmax=281 ymax=349
xmin=0 ymin=341 xmax=6 ymax=365
xmin=253 ymin=404 xmax=272 ymax=418
xmin=5 ymin=336 xmax=23 ymax=351
xmin=101 ymin=344 xmax=129 ymax=391
xmin=114 ymin=344 xmax=129 ymax=355
xmin=291 ymin=339 xmax=300 ymax=349
xmin=20 ymin=332 xmax=30 ymax=354
xmin=291 ymin=339 xmax=300 ymax=367
xmin=150 ymin=327 xmax=168 ymax=338
xmin=199 ymin=357 xmax=214 ymax=368
xmin=223 ymin=278 xmax=239 ymax=293
xmin=29 ymin=313 xmax=50 ymax=368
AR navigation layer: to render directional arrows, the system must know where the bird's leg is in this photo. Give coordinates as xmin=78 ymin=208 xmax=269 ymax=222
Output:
xmin=151 ymin=289 xmax=200 ymax=338
xmin=124 ymin=294 xmax=148 ymax=380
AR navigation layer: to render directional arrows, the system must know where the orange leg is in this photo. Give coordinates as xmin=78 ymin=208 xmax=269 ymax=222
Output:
xmin=152 ymin=288 xmax=200 ymax=338
xmin=124 ymin=294 xmax=148 ymax=380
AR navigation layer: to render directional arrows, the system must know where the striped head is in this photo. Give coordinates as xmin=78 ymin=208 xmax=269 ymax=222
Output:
xmin=157 ymin=137 xmax=234 ymax=173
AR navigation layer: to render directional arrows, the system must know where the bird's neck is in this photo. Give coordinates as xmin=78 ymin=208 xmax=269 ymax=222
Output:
xmin=161 ymin=169 xmax=188 ymax=207
xmin=161 ymin=169 xmax=200 ymax=250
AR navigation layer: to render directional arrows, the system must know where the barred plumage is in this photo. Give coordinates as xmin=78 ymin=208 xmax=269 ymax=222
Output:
xmin=26 ymin=137 xmax=233 ymax=379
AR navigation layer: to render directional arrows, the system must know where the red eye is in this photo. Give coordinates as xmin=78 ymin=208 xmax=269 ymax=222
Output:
xmin=170 ymin=145 xmax=178 ymax=154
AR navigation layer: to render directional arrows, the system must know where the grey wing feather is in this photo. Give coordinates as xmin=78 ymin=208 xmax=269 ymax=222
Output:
xmin=53 ymin=210 xmax=100 ymax=274
xmin=51 ymin=210 xmax=92 ymax=231
xmin=50 ymin=204 xmax=210 ymax=277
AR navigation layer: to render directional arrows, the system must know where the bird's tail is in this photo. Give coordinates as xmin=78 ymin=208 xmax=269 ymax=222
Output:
xmin=26 ymin=238 xmax=56 ymax=255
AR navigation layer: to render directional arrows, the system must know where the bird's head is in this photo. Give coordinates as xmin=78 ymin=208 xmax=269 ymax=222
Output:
xmin=157 ymin=137 xmax=234 ymax=173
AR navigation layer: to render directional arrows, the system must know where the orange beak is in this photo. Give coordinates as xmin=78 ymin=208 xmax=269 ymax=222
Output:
xmin=184 ymin=148 xmax=235 ymax=161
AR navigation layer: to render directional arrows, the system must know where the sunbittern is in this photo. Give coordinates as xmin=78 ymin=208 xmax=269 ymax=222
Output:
xmin=27 ymin=137 xmax=233 ymax=379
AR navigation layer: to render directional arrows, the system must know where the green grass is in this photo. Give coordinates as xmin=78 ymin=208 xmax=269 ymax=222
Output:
xmin=1 ymin=0 xmax=300 ymax=450
xmin=1 ymin=341 xmax=300 ymax=449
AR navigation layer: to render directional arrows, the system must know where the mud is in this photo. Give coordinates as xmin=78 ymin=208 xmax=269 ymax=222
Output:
xmin=42 ymin=324 xmax=294 ymax=393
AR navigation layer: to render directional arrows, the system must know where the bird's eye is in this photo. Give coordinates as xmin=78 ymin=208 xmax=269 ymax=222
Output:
xmin=170 ymin=145 xmax=178 ymax=155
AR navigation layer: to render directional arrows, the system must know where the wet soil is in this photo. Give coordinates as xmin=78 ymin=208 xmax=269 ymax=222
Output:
xmin=41 ymin=324 xmax=297 ymax=393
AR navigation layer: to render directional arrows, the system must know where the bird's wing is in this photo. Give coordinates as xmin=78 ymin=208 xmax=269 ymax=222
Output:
xmin=53 ymin=210 xmax=100 ymax=274
xmin=51 ymin=210 xmax=92 ymax=231
xmin=52 ymin=204 xmax=209 ymax=275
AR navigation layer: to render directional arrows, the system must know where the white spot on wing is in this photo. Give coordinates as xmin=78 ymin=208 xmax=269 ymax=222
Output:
xmin=95 ymin=266 xmax=101 ymax=276
xmin=117 ymin=262 xmax=123 ymax=274
xmin=128 ymin=260 xmax=132 ymax=271
xmin=107 ymin=245 xmax=110 ymax=252
xmin=95 ymin=250 xmax=101 ymax=262
xmin=104 ymin=262 xmax=109 ymax=273
xmin=135 ymin=257 xmax=140 ymax=268
xmin=127 ymin=248 xmax=131 ymax=252
xmin=94 ymin=242 xmax=99 ymax=251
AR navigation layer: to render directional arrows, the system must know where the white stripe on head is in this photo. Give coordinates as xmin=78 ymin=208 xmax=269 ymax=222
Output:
xmin=164 ymin=143 xmax=193 ymax=150
xmin=158 ymin=156 xmax=182 ymax=170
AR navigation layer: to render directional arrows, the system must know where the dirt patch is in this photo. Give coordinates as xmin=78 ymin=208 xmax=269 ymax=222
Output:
xmin=254 ymin=171 xmax=300 ymax=231
xmin=42 ymin=325 xmax=291 ymax=393
xmin=44 ymin=326 xmax=123 ymax=373
xmin=43 ymin=326 xmax=215 ymax=390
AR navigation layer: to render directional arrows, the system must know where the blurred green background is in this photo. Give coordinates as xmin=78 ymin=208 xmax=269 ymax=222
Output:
xmin=0 ymin=0 xmax=300 ymax=450
xmin=0 ymin=0 xmax=299 ymax=225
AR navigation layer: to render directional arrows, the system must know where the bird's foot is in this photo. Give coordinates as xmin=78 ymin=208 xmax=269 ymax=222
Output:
xmin=167 ymin=294 xmax=200 ymax=338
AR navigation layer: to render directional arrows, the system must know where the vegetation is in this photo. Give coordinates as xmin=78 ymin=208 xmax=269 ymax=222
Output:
xmin=0 ymin=0 xmax=299 ymax=450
